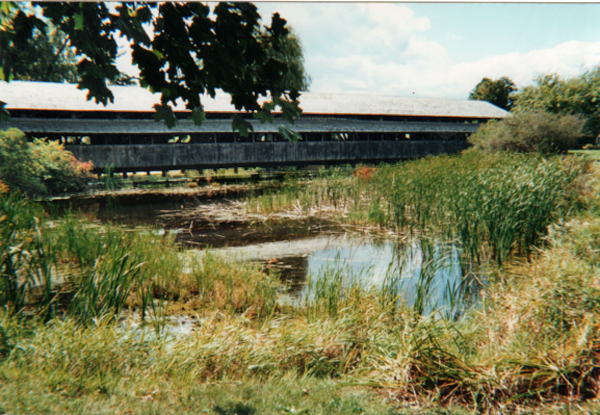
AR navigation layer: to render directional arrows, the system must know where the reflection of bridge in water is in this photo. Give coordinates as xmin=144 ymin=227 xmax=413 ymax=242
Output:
xmin=2 ymin=82 xmax=509 ymax=174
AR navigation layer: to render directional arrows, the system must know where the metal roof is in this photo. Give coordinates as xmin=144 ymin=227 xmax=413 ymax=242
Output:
xmin=1 ymin=81 xmax=509 ymax=119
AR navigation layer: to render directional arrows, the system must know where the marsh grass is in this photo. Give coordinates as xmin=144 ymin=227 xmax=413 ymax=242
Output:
xmin=247 ymin=152 xmax=588 ymax=265
xmin=185 ymin=251 xmax=280 ymax=320
xmin=2 ymin=151 xmax=600 ymax=413
xmin=4 ymin=223 xmax=599 ymax=411
xmin=0 ymin=191 xmax=60 ymax=319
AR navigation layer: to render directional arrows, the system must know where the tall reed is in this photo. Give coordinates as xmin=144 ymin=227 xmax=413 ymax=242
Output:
xmin=247 ymin=152 xmax=587 ymax=264
xmin=0 ymin=191 xmax=59 ymax=319
xmin=190 ymin=251 xmax=280 ymax=321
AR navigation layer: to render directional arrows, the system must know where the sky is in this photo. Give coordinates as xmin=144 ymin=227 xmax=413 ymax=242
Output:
xmin=116 ymin=2 xmax=600 ymax=101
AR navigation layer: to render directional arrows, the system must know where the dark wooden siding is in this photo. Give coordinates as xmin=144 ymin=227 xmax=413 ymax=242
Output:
xmin=65 ymin=140 xmax=470 ymax=172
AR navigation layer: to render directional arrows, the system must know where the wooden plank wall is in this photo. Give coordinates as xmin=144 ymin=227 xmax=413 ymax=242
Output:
xmin=65 ymin=140 xmax=470 ymax=172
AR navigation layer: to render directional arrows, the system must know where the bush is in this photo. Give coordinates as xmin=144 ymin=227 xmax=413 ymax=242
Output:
xmin=468 ymin=111 xmax=585 ymax=155
xmin=0 ymin=128 xmax=93 ymax=197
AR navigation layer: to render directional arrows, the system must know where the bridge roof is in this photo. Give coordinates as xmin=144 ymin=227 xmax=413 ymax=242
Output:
xmin=2 ymin=81 xmax=509 ymax=119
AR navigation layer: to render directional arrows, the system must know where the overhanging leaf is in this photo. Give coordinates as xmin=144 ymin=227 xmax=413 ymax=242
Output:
xmin=0 ymin=66 xmax=13 ymax=82
xmin=189 ymin=106 xmax=206 ymax=126
xmin=153 ymin=104 xmax=177 ymax=129
xmin=232 ymin=115 xmax=253 ymax=137
xmin=254 ymin=100 xmax=277 ymax=125
xmin=278 ymin=125 xmax=301 ymax=143
xmin=274 ymin=96 xmax=302 ymax=124
xmin=73 ymin=12 xmax=84 ymax=30
xmin=254 ymin=108 xmax=274 ymax=125
xmin=0 ymin=101 xmax=10 ymax=122
xmin=0 ymin=2 xmax=13 ymax=18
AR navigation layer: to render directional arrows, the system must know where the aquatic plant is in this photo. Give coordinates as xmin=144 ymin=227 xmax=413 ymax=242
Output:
xmin=1 ymin=151 xmax=599 ymax=413
xmin=188 ymin=250 xmax=279 ymax=320
xmin=248 ymin=152 xmax=587 ymax=264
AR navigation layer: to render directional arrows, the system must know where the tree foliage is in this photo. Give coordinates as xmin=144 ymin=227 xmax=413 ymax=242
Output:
xmin=0 ymin=2 xmax=308 ymax=136
xmin=512 ymin=68 xmax=600 ymax=139
xmin=0 ymin=128 xmax=94 ymax=197
xmin=468 ymin=111 xmax=585 ymax=155
xmin=468 ymin=77 xmax=517 ymax=111
xmin=0 ymin=16 xmax=79 ymax=83
xmin=263 ymin=28 xmax=310 ymax=93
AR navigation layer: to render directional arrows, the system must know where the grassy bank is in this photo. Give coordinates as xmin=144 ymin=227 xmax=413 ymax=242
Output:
xmin=1 ymin=151 xmax=599 ymax=414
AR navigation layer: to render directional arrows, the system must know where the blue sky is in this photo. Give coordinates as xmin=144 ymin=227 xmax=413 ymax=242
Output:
xmin=252 ymin=2 xmax=600 ymax=99
xmin=116 ymin=2 xmax=600 ymax=101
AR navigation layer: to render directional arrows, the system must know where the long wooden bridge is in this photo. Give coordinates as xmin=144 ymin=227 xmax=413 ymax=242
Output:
xmin=1 ymin=81 xmax=509 ymax=173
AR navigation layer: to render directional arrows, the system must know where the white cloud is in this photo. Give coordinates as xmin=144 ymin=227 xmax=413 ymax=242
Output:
xmin=446 ymin=32 xmax=463 ymax=41
xmin=114 ymin=3 xmax=600 ymax=102
xmin=115 ymin=37 xmax=139 ymax=78
xmin=258 ymin=3 xmax=600 ymax=99
xmin=303 ymin=39 xmax=600 ymax=99
xmin=440 ymin=41 xmax=600 ymax=98
xmin=257 ymin=3 xmax=449 ymax=95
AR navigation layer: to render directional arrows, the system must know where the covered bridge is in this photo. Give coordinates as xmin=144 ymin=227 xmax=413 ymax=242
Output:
xmin=1 ymin=81 xmax=509 ymax=173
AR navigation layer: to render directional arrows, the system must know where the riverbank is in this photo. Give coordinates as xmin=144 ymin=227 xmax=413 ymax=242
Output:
xmin=1 ymin=151 xmax=599 ymax=414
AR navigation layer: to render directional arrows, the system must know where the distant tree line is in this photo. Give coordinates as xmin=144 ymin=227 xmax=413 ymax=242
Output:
xmin=469 ymin=67 xmax=600 ymax=153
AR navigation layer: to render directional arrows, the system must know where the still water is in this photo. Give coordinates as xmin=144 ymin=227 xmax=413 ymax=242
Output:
xmin=205 ymin=234 xmax=483 ymax=316
xmin=52 ymin=197 xmax=483 ymax=316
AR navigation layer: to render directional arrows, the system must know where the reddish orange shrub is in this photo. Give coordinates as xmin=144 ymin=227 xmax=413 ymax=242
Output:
xmin=352 ymin=165 xmax=376 ymax=181
xmin=0 ymin=128 xmax=93 ymax=196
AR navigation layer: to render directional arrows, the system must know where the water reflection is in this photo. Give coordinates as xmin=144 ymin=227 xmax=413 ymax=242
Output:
xmin=261 ymin=237 xmax=481 ymax=317
xmin=48 ymin=197 xmax=483 ymax=316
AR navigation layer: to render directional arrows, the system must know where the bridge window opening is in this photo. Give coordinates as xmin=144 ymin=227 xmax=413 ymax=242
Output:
xmin=436 ymin=132 xmax=460 ymax=141
xmin=106 ymin=135 xmax=132 ymax=145
xmin=275 ymin=133 xmax=287 ymax=142
xmin=236 ymin=133 xmax=252 ymax=143
xmin=422 ymin=133 xmax=440 ymax=141
xmin=191 ymin=133 xmax=211 ymax=143
xmin=304 ymin=133 xmax=321 ymax=142
xmin=259 ymin=133 xmax=275 ymax=142
xmin=331 ymin=133 xmax=351 ymax=141
xmin=129 ymin=134 xmax=152 ymax=145
xmin=142 ymin=135 xmax=164 ymax=144
xmin=219 ymin=133 xmax=235 ymax=143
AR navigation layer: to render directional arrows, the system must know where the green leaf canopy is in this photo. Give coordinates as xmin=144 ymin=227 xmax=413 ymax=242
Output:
xmin=1 ymin=2 xmax=309 ymax=139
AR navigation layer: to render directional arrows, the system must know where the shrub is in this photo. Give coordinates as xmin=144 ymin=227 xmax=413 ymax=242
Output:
xmin=0 ymin=128 xmax=93 ymax=197
xmin=468 ymin=111 xmax=585 ymax=155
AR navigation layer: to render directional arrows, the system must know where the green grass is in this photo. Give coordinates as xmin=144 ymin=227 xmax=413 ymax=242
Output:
xmin=0 ymin=373 xmax=476 ymax=415
xmin=248 ymin=151 xmax=588 ymax=265
xmin=2 ymin=150 xmax=600 ymax=413
xmin=569 ymin=149 xmax=600 ymax=160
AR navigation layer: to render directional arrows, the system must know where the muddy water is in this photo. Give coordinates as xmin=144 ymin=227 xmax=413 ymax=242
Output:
xmin=50 ymin=195 xmax=482 ymax=314
xmin=48 ymin=194 xmax=327 ymax=248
